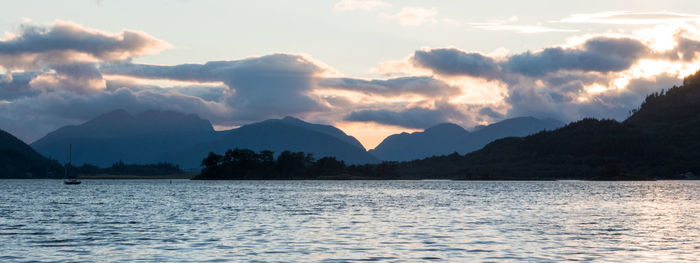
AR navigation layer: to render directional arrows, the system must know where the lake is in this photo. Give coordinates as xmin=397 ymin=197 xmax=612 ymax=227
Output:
xmin=1 ymin=180 xmax=699 ymax=262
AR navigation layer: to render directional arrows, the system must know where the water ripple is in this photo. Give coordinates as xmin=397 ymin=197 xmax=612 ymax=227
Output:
xmin=1 ymin=180 xmax=699 ymax=261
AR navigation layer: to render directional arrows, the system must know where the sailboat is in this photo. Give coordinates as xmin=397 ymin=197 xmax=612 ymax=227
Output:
xmin=64 ymin=144 xmax=81 ymax=185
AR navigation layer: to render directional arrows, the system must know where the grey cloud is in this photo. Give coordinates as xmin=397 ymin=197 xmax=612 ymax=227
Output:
xmin=0 ymin=72 xmax=39 ymax=100
xmin=504 ymin=85 xmax=566 ymax=121
xmin=413 ymin=37 xmax=649 ymax=79
xmin=318 ymin=76 xmax=459 ymax=97
xmin=412 ymin=48 xmax=500 ymax=78
xmin=505 ymin=74 xmax=682 ymax=122
xmin=10 ymin=63 xmax=108 ymax=94
xmin=102 ymin=54 xmax=329 ymax=122
xmin=543 ymin=72 xmax=604 ymax=88
xmin=503 ymin=37 xmax=649 ymax=76
xmin=344 ymin=107 xmax=452 ymax=129
xmin=668 ymin=36 xmax=700 ymax=61
xmin=0 ymin=21 xmax=168 ymax=69
xmin=105 ymin=79 xmax=229 ymax=102
xmin=478 ymin=106 xmax=505 ymax=120
xmin=102 ymin=54 xmax=322 ymax=82
xmin=408 ymin=36 xmax=674 ymax=125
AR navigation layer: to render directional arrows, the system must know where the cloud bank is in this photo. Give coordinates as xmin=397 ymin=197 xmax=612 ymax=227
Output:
xmin=406 ymin=29 xmax=700 ymax=123
xmin=1 ymin=20 xmax=700 ymax=146
xmin=0 ymin=20 xmax=168 ymax=69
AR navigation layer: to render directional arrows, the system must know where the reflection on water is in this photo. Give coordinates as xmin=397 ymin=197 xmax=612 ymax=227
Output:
xmin=1 ymin=180 xmax=699 ymax=262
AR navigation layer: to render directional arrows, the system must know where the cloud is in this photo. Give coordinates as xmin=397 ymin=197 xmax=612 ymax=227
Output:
xmin=0 ymin=72 xmax=38 ymax=100
xmin=667 ymin=35 xmax=700 ymax=61
xmin=503 ymin=37 xmax=649 ymax=76
xmin=560 ymin=11 xmax=700 ymax=25
xmin=334 ymin=0 xmax=390 ymax=11
xmin=45 ymin=63 xmax=106 ymax=92
xmin=104 ymin=79 xmax=228 ymax=102
xmin=318 ymin=76 xmax=460 ymax=97
xmin=412 ymin=37 xmax=650 ymax=78
xmin=102 ymin=54 xmax=330 ymax=122
xmin=0 ymin=20 xmax=169 ymax=69
xmin=388 ymin=7 xmax=438 ymax=26
xmin=2 ymin=20 xmax=699 ymax=145
xmin=478 ymin=106 xmax=505 ymax=119
xmin=383 ymin=27 xmax=700 ymax=129
xmin=498 ymin=71 xmax=683 ymax=123
xmin=344 ymin=107 xmax=452 ymax=129
xmin=510 ymin=74 xmax=683 ymax=122
xmin=412 ymin=48 xmax=501 ymax=78
xmin=0 ymin=21 xmax=177 ymax=141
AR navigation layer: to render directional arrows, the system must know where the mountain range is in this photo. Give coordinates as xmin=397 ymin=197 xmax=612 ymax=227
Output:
xmin=30 ymin=111 xmax=378 ymax=169
xmin=28 ymin=108 xmax=565 ymax=170
xmin=31 ymin=109 xmax=217 ymax=169
xmin=370 ymin=117 xmax=563 ymax=161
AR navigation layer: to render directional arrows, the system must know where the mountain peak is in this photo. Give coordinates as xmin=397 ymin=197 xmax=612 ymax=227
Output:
xmin=90 ymin=109 xmax=131 ymax=122
xmin=424 ymin=123 xmax=466 ymax=134
xmin=281 ymin=116 xmax=303 ymax=122
xmin=138 ymin=109 xmax=184 ymax=117
xmin=257 ymin=116 xmax=365 ymax=151
xmin=280 ymin=116 xmax=311 ymax=126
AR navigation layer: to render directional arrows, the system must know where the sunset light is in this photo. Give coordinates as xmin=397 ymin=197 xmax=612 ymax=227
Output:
xmin=2 ymin=1 xmax=700 ymax=262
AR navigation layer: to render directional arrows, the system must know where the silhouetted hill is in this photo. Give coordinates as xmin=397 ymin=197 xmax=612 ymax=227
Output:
xmin=165 ymin=117 xmax=378 ymax=168
xmin=279 ymin=116 xmax=366 ymax=150
xmin=0 ymin=129 xmax=61 ymax=178
xmin=370 ymin=117 xmax=563 ymax=161
xmin=369 ymin=123 xmax=469 ymax=161
xmin=398 ymin=71 xmax=700 ymax=180
xmin=32 ymin=109 xmax=217 ymax=168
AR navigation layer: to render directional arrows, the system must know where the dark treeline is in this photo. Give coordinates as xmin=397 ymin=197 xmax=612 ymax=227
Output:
xmin=73 ymin=161 xmax=184 ymax=176
xmin=193 ymin=148 xmax=398 ymax=180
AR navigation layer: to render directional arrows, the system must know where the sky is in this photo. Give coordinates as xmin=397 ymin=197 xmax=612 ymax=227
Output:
xmin=2 ymin=0 xmax=700 ymax=149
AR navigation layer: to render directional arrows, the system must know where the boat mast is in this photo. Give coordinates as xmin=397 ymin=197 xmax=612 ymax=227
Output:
xmin=68 ymin=144 xmax=72 ymax=165
xmin=64 ymin=144 xmax=72 ymax=178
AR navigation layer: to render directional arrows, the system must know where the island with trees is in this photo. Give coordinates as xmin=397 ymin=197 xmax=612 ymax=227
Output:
xmin=193 ymin=149 xmax=398 ymax=180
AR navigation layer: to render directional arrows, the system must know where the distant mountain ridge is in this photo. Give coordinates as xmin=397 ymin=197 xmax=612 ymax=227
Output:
xmin=31 ymin=108 xmax=565 ymax=169
xmin=370 ymin=117 xmax=564 ymax=161
xmin=32 ymin=109 xmax=216 ymax=168
xmin=31 ymin=111 xmax=376 ymax=169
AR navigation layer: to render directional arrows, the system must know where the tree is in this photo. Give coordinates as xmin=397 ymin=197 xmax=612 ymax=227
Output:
xmin=202 ymin=152 xmax=223 ymax=169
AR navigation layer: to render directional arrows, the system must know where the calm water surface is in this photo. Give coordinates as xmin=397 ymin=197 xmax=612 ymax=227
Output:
xmin=1 ymin=180 xmax=699 ymax=262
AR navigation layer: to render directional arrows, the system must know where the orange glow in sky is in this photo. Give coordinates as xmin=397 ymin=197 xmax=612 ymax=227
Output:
xmin=334 ymin=121 xmax=422 ymax=150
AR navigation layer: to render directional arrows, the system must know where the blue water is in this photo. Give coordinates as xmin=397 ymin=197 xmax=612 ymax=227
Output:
xmin=1 ymin=180 xmax=700 ymax=262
